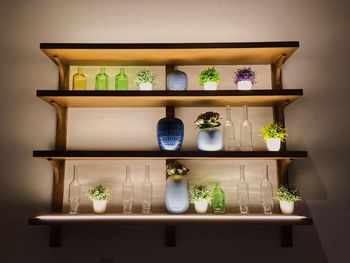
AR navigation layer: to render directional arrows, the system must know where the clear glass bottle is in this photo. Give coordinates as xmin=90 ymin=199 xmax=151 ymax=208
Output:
xmin=240 ymin=105 xmax=253 ymax=151
xmin=212 ymin=183 xmax=225 ymax=213
xmin=141 ymin=164 xmax=153 ymax=214
xmin=73 ymin=67 xmax=87 ymax=90
xmin=223 ymin=105 xmax=235 ymax=151
xmin=95 ymin=67 xmax=108 ymax=90
xmin=68 ymin=165 xmax=81 ymax=214
xmin=237 ymin=165 xmax=249 ymax=214
xmin=261 ymin=164 xmax=274 ymax=214
xmin=122 ymin=165 xmax=134 ymax=213
xmin=115 ymin=68 xmax=128 ymax=90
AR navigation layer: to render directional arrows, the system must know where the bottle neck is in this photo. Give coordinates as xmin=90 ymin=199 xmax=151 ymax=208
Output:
xmin=226 ymin=105 xmax=232 ymax=121
xmin=264 ymin=165 xmax=269 ymax=180
xmin=240 ymin=165 xmax=245 ymax=180
xmin=120 ymin=68 xmax=125 ymax=75
xmin=125 ymin=165 xmax=131 ymax=181
xmin=242 ymin=105 xmax=248 ymax=120
xmin=73 ymin=165 xmax=79 ymax=180
xmin=144 ymin=164 xmax=150 ymax=181
xmin=100 ymin=67 xmax=105 ymax=74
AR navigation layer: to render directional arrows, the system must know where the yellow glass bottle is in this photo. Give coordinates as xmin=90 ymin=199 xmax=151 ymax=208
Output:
xmin=73 ymin=67 xmax=87 ymax=90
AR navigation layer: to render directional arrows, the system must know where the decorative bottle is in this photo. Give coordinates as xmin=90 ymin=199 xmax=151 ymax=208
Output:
xmin=115 ymin=68 xmax=128 ymax=90
xmin=237 ymin=165 xmax=249 ymax=214
xmin=95 ymin=67 xmax=108 ymax=90
xmin=212 ymin=183 xmax=225 ymax=213
xmin=261 ymin=164 xmax=274 ymax=214
xmin=141 ymin=164 xmax=153 ymax=213
xmin=122 ymin=165 xmax=134 ymax=213
xmin=68 ymin=165 xmax=81 ymax=214
xmin=240 ymin=105 xmax=253 ymax=151
xmin=73 ymin=67 xmax=87 ymax=90
xmin=223 ymin=105 xmax=235 ymax=151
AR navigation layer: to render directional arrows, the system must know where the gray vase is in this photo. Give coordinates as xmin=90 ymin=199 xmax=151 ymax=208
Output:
xmin=197 ymin=128 xmax=223 ymax=151
xmin=165 ymin=176 xmax=189 ymax=213
xmin=167 ymin=70 xmax=187 ymax=91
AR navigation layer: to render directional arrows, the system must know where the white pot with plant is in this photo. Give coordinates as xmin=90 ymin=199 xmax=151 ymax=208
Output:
xmin=135 ymin=70 xmax=156 ymax=90
xmin=234 ymin=67 xmax=257 ymax=90
xmin=276 ymin=186 xmax=301 ymax=214
xmin=88 ymin=184 xmax=111 ymax=213
xmin=195 ymin=111 xmax=223 ymax=151
xmin=260 ymin=122 xmax=287 ymax=151
xmin=190 ymin=183 xmax=212 ymax=214
xmin=198 ymin=67 xmax=220 ymax=90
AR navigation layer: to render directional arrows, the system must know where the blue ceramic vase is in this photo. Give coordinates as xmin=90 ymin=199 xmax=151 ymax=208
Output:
xmin=167 ymin=70 xmax=187 ymax=91
xmin=197 ymin=128 xmax=223 ymax=151
xmin=165 ymin=176 xmax=189 ymax=213
xmin=157 ymin=117 xmax=184 ymax=151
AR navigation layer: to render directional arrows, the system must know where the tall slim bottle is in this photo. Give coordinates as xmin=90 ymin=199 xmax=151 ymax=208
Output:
xmin=73 ymin=67 xmax=87 ymax=90
xmin=68 ymin=165 xmax=81 ymax=214
xmin=212 ymin=183 xmax=226 ymax=213
xmin=223 ymin=105 xmax=235 ymax=151
xmin=240 ymin=105 xmax=253 ymax=151
xmin=261 ymin=164 xmax=273 ymax=214
xmin=115 ymin=68 xmax=128 ymax=90
xmin=141 ymin=164 xmax=153 ymax=214
xmin=122 ymin=165 xmax=134 ymax=213
xmin=95 ymin=67 xmax=108 ymax=90
xmin=237 ymin=165 xmax=249 ymax=214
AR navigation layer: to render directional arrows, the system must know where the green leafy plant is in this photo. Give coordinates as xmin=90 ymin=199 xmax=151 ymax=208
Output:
xmin=190 ymin=184 xmax=212 ymax=202
xmin=276 ymin=186 xmax=301 ymax=202
xmin=260 ymin=122 xmax=287 ymax=142
xmin=88 ymin=184 xmax=111 ymax=201
xmin=198 ymin=67 xmax=220 ymax=86
xmin=166 ymin=162 xmax=190 ymax=177
xmin=194 ymin=111 xmax=221 ymax=129
xmin=135 ymin=70 xmax=156 ymax=85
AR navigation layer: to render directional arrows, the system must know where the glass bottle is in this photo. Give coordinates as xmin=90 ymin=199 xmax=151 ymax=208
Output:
xmin=212 ymin=183 xmax=225 ymax=213
xmin=115 ymin=68 xmax=128 ymax=90
xmin=122 ymin=165 xmax=134 ymax=213
xmin=68 ymin=165 xmax=81 ymax=214
xmin=95 ymin=67 xmax=108 ymax=90
xmin=237 ymin=165 xmax=249 ymax=214
xmin=141 ymin=164 xmax=153 ymax=214
xmin=73 ymin=67 xmax=87 ymax=90
xmin=223 ymin=105 xmax=235 ymax=151
xmin=240 ymin=105 xmax=253 ymax=151
xmin=261 ymin=164 xmax=274 ymax=214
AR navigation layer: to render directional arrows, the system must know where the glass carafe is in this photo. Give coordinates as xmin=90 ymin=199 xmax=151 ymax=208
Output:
xmin=223 ymin=105 xmax=235 ymax=151
xmin=141 ymin=164 xmax=153 ymax=213
xmin=122 ymin=165 xmax=134 ymax=213
xmin=212 ymin=183 xmax=225 ymax=213
xmin=73 ymin=67 xmax=87 ymax=90
xmin=237 ymin=165 xmax=249 ymax=214
xmin=95 ymin=67 xmax=108 ymax=90
xmin=240 ymin=105 xmax=253 ymax=151
xmin=115 ymin=68 xmax=128 ymax=90
xmin=68 ymin=165 xmax=81 ymax=214
xmin=261 ymin=164 xmax=274 ymax=214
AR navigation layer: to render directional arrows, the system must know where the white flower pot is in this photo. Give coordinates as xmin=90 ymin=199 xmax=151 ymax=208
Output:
xmin=93 ymin=200 xmax=108 ymax=213
xmin=197 ymin=128 xmax=223 ymax=151
xmin=237 ymin=80 xmax=252 ymax=90
xmin=139 ymin=82 xmax=153 ymax=90
xmin=194 ymin=200 xmax=209 ymax=214
xmin=279 ymin=200 xmax=294 ymax=215
xmin=266 ymin=138 xmax=281 ymax=151
xmin=203 ymin=81 xmax=218 ymax=90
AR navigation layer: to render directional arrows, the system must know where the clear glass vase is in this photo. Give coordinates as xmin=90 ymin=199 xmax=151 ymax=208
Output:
xmin=212 ymin=183 xmax=225 ymax=213
xmin=223 ymin=105 xmax=235 ymax=151
xmin=115 ymin=68 xmax=128 ymax=90
xmin=261 ymin=164 xmax=274 ymax=214
xmin=122 ymin=165 xmax=134 ymax=213
xmin=68 ymin=165 xmax=81 ymax=214
xmin=95 ymin=67 xmax=108 ymax=90
xmin=237 ymin=165 xmax=249 ymax=214
xmin=73 ymin=67 xmax=87 ymax=90
xmin=240 ymin=105 xmax=253 ymax=151
xmin=141 ymin=164 xmax=153 ymax=213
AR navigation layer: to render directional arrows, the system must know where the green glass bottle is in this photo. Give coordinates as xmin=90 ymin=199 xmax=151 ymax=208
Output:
xmin=95 ymin=67 xmax=108 ymax=90
xmin=212 ymin=183 xmax=225 ymax=213
xmin=73 ymin=67 xmax=87 ymax=90
xmin=115 ymin=68 xmax=128 ymax=90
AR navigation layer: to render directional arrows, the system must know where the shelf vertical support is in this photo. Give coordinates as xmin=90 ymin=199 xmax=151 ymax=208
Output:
xmin=165 ymin=225 xmax=176 ymax=247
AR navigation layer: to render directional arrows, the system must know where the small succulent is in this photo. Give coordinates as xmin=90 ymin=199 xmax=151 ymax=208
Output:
xmin=194 ymin=111 xmax=221 ymax=129
xmin=166 ymin=162 xmax=190 ymax=177
xmin=190 ymin=184 xmax=212 ymax=202
xmin=198 ymin=67 xmax=220 ymax=86
xmin=276 ymin=186 xmax=301 ymax=202
xmin=88 ymin=184 xmax=111 ymax=201
xmin=260 ymin=122 xmax=287 ymax=142
xmin=135 ymin=70 xmax=156 ymax=85
xmin=234 ymin=67 xmax=257 ymax=84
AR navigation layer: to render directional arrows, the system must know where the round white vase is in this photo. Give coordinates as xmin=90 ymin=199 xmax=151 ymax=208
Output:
xmin=203 ymin=81 xmax=218 ymax=90
xmin=93 ymin=200 xmax=108 ymax=213
xmin=266 ymin=138 xmax=281 ymax=151
xmin=237 ymin=80 xmax=252 ymax=90
xmin=194 ymin=200 xmax=209 ymax=214
xmin=197 ymin=128 xmax=223 ymax=151
xmin=139 ymin=82 xmax=153 ymax=91
xmin=279 ymin=200 xmax=294 ymax=215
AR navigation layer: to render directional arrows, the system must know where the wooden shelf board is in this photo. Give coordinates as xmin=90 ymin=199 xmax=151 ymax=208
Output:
xmin=33 ymin=150 xmax=307 ymax=160
xmin=37 ymin=90 xmax=303 ymax=108
xmin=40 ymin=42 xmax=299 ymax=66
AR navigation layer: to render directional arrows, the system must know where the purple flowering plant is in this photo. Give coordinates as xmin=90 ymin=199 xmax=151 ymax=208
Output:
xmin=194 ymin=111 xmax=221 ymax=129
xmin=234 ymin=67 xmax=257 ymax=84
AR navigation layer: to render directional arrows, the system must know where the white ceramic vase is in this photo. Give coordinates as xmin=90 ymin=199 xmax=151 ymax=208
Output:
xmin=194 ymin=200 xmax=209 ymax=214
xmin=203 ymin=81 xmax=218 ymax=90
xmin=279 ymin=200 xmax=294 ymax=215
xmin=266 ymin=138 xmax=281 ymax=151
xmin=197 ymin=128 xmax=223 ymax=151
xmin=93 ymin=200 xmax=108 ymax=213
xmin=139 ymin=82 xmax=153 ymax=91
xmin=237 ymin=80 xmax=252 ymax=90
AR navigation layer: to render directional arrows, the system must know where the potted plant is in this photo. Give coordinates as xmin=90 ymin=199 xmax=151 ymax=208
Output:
xmin=135 ymin=70 xmax=156 ymax=90
xmin=260 ymin=122 xmax=287 ymax=151
xmin=88 ymin=184 xmax=111 ymax=213
xmin=198 ymin=67 xmax=220 ymax=90
xmin=190 ymin=184 xmax=212 ymax=214
xmin=276 ymin=186 xmax=301 ymax=214
xmin=195 ymin=111 xmax=223 ymax=151
xmin=234 ymin=67 xmax=256 ymax=90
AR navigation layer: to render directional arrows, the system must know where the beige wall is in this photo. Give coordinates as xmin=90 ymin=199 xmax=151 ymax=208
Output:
xmin=0 ymin=0 xmax=349 ymax=262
